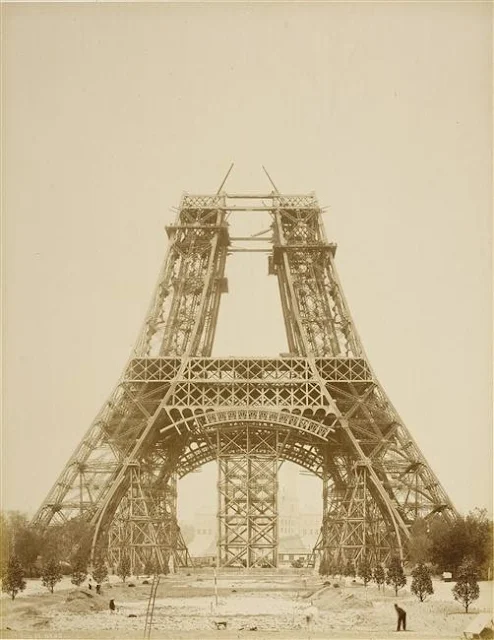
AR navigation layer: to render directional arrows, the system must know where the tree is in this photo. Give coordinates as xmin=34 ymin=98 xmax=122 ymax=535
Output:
xmin=15 ymin=526 xmax=44 ymax=577
xmin=463 ymin=510 xmax=493 ymax=579
xmin=452 ymin=559 xmax=480 ymax=613
xmin=92 ymin=556 xmax=108 ymax=584
xmin=40 ymin=518 xmax=92 ymax=568
xmin=1 ymin=555 xmax=26 ymax=600
xmin=71 ymin=556 xmax=87 ymax=587
xmin=407 ymin=518 xmax=432 ymax=565
xmin=117 ymin=554 xmax=131 ymax=583
xmin=411 ymin=562 xmax=434 ymax=602
xmin=430 ymin=509 xmax=493 ymax=578
xmin=358 ymin=556 xmax=373 ymax=587
xmin=0 ymin=512 xmax=42 ymax=577
xmin=386 ymin=556 xmax=407 ymax=596
xmin=0 ymin=512 xmax=12 ymax=562
xmin=41 ymin=558 xmax=62 ymax=593
xmin=373 ymin=564 xmax=386 ymax=591
xmin=1 ymin=512 xmax=43 ymax=576
xmin=1 ymin=511 xmax=96 ymax=579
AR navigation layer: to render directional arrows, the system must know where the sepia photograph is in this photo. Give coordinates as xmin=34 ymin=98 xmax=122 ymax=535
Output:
xmin=1 ymin=2 xmax=492 ymax=639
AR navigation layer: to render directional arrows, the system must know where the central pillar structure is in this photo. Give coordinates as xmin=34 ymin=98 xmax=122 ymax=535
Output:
xmin=216 ymin=427 xmax=279 ymax=568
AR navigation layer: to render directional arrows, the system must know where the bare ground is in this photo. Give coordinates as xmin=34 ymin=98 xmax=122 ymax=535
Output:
xmin=1 ymin=571 xmax=492 ymax=640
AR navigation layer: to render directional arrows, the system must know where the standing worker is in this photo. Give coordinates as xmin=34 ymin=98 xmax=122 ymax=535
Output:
xmin=394 ymin=604 xmax=406 ymax=631
xmin=109 ymin=599 xmax=116 ymax=614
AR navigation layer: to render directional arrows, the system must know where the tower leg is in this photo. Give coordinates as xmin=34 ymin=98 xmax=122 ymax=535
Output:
xmin=107 ymin=464 xmax=188 ymax=575
xmin=322 ymin=462 xmax=400 ymax=570
xmin=217 ymin=427 xmax=278 ymax=568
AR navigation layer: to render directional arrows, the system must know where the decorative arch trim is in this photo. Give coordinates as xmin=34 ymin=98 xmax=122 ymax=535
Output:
xmin=160 ymin=407 xmax=336 ymax=442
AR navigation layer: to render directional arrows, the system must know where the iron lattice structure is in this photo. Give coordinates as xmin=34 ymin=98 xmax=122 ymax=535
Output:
xmin=33 ymin=187 xmax=458 ymax=572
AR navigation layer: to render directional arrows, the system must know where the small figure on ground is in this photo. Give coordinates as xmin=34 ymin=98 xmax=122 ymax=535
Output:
xmin=394 ymin=604 xmax=406 ymax=631
xmin=304 ymin=601 xmax=319 ymax=634
xmin=109 ymin=599 xmax=116 ymax=613
xmin=96 ymin=584 xmax=101 ymax=594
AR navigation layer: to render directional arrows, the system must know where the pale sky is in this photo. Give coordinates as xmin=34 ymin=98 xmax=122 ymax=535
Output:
xmin=2 ymin=2 xmax=492 ymax=521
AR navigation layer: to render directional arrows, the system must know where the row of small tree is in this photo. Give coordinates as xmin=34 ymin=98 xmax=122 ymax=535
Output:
xmin=408 ymin=558 xmax=481 ymax=613
xmin=320 ymin=555 xmax=408 ymax=595
xmin=1 ymin=555 xmax=63 ymax=600
xmin=1 ymin=552 xmax=134 ymax=601
xmin=319 ymin=553 xmax=480 ymax=612
xmin=70 ymin=553 xmax=135 ymax=588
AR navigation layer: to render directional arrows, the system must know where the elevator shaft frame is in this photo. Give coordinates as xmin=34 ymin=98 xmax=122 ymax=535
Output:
xmin=217 ymin=427 xmax=279 ymax=568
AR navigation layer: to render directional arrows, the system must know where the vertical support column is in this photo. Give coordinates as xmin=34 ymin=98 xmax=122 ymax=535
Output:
xmin=217 ymin=452 xmax=250 ymax=567
xmin=107 ymin=464 xmax=158 ymax=574
xmin=322 ymin=461 xmax=400 ymax=569
xmin=217 ymin=427 xmax=279 ymax=568
xmin=149 ymin=472 xmax=179 ymax=572
xmin=247 ymin=453 xmax=278 ymax=568
xmin=321 ymin=455 xmax=347 ymax=571
xmin=323 ymin=463 xmax=370 ymax=567
xmin=107 ymin=465 xmax=189 ymax=575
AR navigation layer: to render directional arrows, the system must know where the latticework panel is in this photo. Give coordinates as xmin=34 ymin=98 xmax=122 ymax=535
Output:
xmin=136 ymin=195 xmax=229 ymax=358
xmin=107 ymin=464 xmax=190 ymax=573
xmin=217 ymin=427 xmax=279 ymax=568
xmin=271 ymin=199 xmax=360 ymax=358
xmin=322 ymin=464 xmax=399 ymax=567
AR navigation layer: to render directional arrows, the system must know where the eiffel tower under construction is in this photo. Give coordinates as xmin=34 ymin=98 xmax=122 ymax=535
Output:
xmin=33 ymin=168 xmax=458 ymax=572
